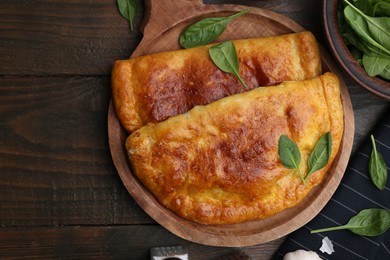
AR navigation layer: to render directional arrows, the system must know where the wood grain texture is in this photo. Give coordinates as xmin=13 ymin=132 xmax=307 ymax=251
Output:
xmin=0 ymin=226 xmax=284 ymax=259
xmin=0 ymin=76 xmax=153 ymax=225
xmin=0 ymin=0 xmax=323 ymax=76
xmin=0 ymin=0 xmax=144 ymax=75
xmin=0 ymin=0 xmax=389 ymax=258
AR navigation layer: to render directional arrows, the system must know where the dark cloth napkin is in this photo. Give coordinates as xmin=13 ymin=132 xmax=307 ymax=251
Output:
xmin=273 ymin=110 xmax=390 ymax=260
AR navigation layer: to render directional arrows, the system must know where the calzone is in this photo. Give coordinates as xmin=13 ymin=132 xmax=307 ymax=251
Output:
xmin=112 ymin=31 xmax=321 ymax=132
xmin=126 ymin=72 xmax=344 ymax=225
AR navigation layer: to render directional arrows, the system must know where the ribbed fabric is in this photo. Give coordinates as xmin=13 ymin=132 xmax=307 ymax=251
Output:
xmin=273 ymin=110 xmax=390 ymax=260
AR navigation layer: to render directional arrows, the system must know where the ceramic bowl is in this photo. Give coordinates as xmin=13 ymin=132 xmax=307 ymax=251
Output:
xmin=323 ymin=0 xmax=390 ymax=100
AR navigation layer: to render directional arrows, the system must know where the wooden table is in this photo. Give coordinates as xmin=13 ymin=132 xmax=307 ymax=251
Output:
xmin=0 ymin=0 xmax=388 ymax=259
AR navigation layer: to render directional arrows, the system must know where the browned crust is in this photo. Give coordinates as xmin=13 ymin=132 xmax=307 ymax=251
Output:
xmin=126 ymin=72 xmax=343 ymax=225
xmin=112 ymin=31 xmax=321 ymax=132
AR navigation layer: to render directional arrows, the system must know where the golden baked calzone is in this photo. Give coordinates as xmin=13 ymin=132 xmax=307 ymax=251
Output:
xmin=126 ymin=72 xmax=344 ymax=225
xmin=112 ymin=31 xmax=321 ymax=132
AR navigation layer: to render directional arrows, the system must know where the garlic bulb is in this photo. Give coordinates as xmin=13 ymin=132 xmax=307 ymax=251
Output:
xmin=283 ymin=249 xmax=321 ymax=260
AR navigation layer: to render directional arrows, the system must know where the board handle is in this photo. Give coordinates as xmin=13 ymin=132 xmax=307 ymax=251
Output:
xmin=140 ymin=0 xmax=204 ymax=38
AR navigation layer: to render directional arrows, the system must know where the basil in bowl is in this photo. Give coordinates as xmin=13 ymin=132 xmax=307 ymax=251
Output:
xmin=323 ymin=0 xmax=390 ymax=100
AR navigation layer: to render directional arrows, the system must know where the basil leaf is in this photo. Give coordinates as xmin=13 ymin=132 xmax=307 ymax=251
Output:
xmin=278 ymin=135 xmax=301 ymax=169
xmin=179 ymin=10 xmax=249 ymax=49
xmin=344 ymin=1 xmax=390 ymax=53
xmin=209 ymin=41 xmax=249 ymax=90
xmin=369 ymin=135 xmax=388 ymax=190
xmin=379 ymin=64 xmax=390 ymax=80
xmin=369 ymin=0 xmax=390 ymax=5
xmin=311 ymin=208 xmax=390 ymax=237
xmin=363 ymin=54 xmax=390 ymax=76
xmin=278 ymin=135 xmax=305 ymax=184
xmin=117 ymin=0 xmax=137 ymax=31
xmin=305 ymin=132 xmax=332 ymax=181
xmin=341 ymin=0 xmax=390 ymax=79
xmin=373 ymin=1 xmax=390 ymax=16
xmin=342 ymin=28 xmax=390 ymax=58
xmin=351 ymin=0 xmax=374 ymax=16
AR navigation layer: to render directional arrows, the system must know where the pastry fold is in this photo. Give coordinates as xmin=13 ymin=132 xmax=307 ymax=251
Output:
xmin=112 ymin=31 xmax=321 ymax=132
xmin=126 ymin=72 xmax=344 ymax=225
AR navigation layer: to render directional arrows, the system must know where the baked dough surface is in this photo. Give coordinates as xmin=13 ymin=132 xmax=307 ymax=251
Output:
xmin=112 ymin=31 xmax=321 ymax=132
xmin=126 ymin=72 xmax=344 ymax=225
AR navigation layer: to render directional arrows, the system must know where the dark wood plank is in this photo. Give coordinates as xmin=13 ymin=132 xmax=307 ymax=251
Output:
xmin=0 ymin=0 xmax=144 ymax=76
xmin=0 ymin=0 xmax=389 ymax=258
xmin=0 ymin=225 xmax=284 ymax=259
xmin=0 ymin=76 xmax=154 ymax=226
xmin=0 ymin=0 xmax=322 ymax=76
xmin=343 ymin=76 xmax=390 ymax=153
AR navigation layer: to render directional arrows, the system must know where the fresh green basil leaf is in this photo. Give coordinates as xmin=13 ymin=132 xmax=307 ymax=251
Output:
xmin=351 ymin=0 xmax=374 ymax=16
xmin=365 ymin=16 xmax=390 ymax=50
xmin=369 ymin=135 xmax=388 ymax=190
xmin=209 ymin=41 xmax=249 ymax=90
xmin=278 ymin=135 xmax=301 ymax=169
xmin=305 ymin=132 xmax=332 ymax=181
xmin=349 ymin=208 xmax=390 ymax=236
xmin=379 ymin=64 xmax=390 ymax=79
xmin=363 ymin=54 xmax=390 ymax=76
xmin=342 ymin=29 xmax=390 ymax=58
xmin=278 ymin=135 xmax=306 ymax=184
xmin=311 ymin=208 xmax=390 ymax=237
xmin=179 ymin=10 xmax=249 ymax=49
xmin=344 ymin=1 xmax=390 ymax=52
xmin=373 ymin=1 xmax=390 ymax=16
xmin=117 ymin=0 xmax=137 ymax=31
xmin=369 ymin=0 xmax=390 ymax=5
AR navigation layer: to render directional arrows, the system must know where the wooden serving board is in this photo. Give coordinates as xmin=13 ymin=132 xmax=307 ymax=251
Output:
xmin=108 ymin=0 xmax=354 ymax=247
